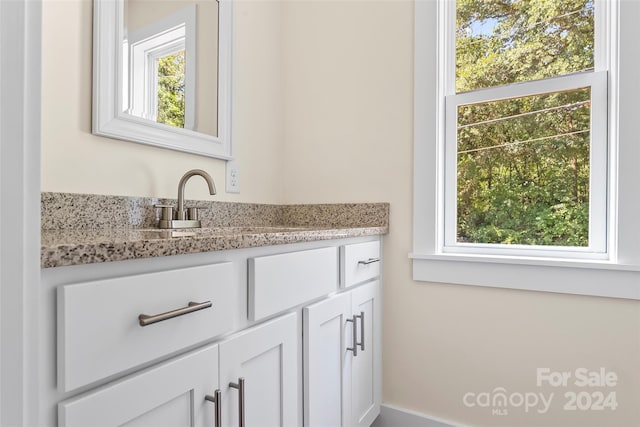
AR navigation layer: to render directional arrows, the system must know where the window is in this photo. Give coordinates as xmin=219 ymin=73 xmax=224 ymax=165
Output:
xmin=413 ymin=0 xmax=640 ymax=300
xmin=445 ymin=0 xmax=607 ymax=259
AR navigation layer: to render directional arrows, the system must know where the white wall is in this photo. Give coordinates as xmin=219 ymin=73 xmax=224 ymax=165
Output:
xmin=41 ymin=0 xmax=284 ymax=203
xmin=280 ymin=1 xmax=640 ymax=426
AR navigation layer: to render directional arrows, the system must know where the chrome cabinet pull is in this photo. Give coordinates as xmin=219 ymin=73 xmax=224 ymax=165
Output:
xmin=229 ymin=377 xmax=245 ymax=427
xmin=205 ymin=389 xmax=222 ymax=427
xmin=346 ymin=315 xmax=358 ymax=356
xmin=138 ymin=301 xmax=212 ymax=326
xmin=358 ymin=257 xmax=380 ymax=265
xmin=356 ymin=311 xmax=365 ymax=352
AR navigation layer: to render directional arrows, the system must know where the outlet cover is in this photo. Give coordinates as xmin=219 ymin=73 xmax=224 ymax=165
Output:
xmin=226 ymin=161 xmax=240 ymax=193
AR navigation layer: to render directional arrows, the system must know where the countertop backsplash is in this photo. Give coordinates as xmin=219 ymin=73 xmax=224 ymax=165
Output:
xmin=41 ymin=192 xmax=389 ymax=230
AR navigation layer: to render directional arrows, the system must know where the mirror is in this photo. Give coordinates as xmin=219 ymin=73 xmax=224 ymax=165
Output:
xmin=93 ymin=0 xmax=233 ymax=159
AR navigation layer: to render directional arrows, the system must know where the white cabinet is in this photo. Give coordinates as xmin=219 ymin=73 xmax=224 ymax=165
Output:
xmin=303 ymin=291 xmax=351 ymax=427
xmin=59 ymin=344 xmax=220 ymax=427
xmin=350 ymin=281 xmax=380 ymax=427
xmin=340 ymin=241 xmax=381 ymax=289
xmin=59 ymin=312 xmax=299 ymax=427
xmin=249 ymin=247 xmax=338 ymax=321
xmin=303 ymin=280 xmax=381 ymax=427
xmin=45 ymin=237 xmax=381 ymax=427
xmin=219 ymin=312 xmax=299 ymax=427
xmin=58 ymin=263 xmax=234 ymax=391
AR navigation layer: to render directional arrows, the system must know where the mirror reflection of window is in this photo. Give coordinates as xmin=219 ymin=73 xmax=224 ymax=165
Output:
xmin=125 ymin=5 xmax=195 ymax=129
xmin=123 ymin=0 xmax=222 ymax=136
xmin=157 ymin=50 xmax=186 ymax=128
xmin=123 ymin=0 xmax=219 ymax=136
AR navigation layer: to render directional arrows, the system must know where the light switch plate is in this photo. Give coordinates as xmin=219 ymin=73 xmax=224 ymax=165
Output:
xmin=226 ymin=161 xmax=240 ymax=193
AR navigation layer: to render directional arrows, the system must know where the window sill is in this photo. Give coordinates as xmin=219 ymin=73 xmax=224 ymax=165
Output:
xmin=410 ymin=253 xmax=640 ymax=300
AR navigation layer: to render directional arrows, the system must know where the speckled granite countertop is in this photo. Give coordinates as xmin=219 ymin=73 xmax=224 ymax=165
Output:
xmin=41 ymin=193 xmax=389 ymax=268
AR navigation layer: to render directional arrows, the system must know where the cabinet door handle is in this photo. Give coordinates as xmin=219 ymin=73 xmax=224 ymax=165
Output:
xmin=229 ymin=377 xmax=245 ymax=427
xmin=138 ymin=300 xmax=212 ymax=326
xmin=346 ymin=315 xmax=358 ymax=356
xmin=358 ymin=257 xmax=380 ymax=265
xmin=356 ymin=311 xmax=365 ymax=352
xmin=205 ymin=389 xmax=222 ymax=427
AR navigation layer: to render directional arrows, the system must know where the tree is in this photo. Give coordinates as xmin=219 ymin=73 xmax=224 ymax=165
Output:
xmin=455 ymin=0 xmax=594 ymax=246
xmin=157 ymin=51 xmax=186 ymax=128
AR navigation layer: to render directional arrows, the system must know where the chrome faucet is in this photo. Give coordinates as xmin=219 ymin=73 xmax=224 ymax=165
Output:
xmin=156 ymin=169 xmax=217 ymax=229
xmin=177 ymin=169 xmax=216 ymax=219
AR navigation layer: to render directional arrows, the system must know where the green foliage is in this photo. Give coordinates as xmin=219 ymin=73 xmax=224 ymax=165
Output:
xmin=157 ymin=51 xmax=186 ymax=128
xmin=456 ymin=0 xmax=594 ymax=93
xmin=455 ymin=0 xmax=593 ymax=247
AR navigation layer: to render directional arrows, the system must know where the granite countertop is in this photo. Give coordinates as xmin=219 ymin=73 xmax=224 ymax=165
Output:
xmin=41 ymin=225 xmax=387 ymax=268
xmin=41 ymin=193 xmax=389 ymax=268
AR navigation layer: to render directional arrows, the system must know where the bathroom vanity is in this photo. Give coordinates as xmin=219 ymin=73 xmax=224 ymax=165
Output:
xmin=38 ymin=194 xmax=387 ymax=427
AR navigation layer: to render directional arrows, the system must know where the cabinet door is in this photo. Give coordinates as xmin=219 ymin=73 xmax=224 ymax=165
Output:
xmin=219 ymin=312 xmax=298 ymax=427
xmin=59 ymin=344 xmax=220 ymax=427
xmin=350 ymin=281 xmax=381 ymax=427
xmin=303 ymin=292 xmax=352 ymax=427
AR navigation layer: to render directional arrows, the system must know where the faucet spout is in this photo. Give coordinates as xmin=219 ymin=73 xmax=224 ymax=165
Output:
xmin=177 ymin=169 xmax=217 ymax=220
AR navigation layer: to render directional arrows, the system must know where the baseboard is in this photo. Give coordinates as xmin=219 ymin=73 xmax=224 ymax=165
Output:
xmin=371 ymin=403 xmax=463 ymax=427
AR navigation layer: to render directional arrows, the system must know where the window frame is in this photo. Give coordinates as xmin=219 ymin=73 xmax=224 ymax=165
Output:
xmin=444 ymin=72 xmax=609 ymax=259
xmin=444 ymin=0 xmax=608 ymax=258
xmin=412 ymin=0 xmax=640 ymax=300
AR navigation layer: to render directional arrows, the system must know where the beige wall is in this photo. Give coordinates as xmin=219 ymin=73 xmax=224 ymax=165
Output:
xmin=280 ymin=1 xmax=640 ymax=426
xmin=41 ymin=0 xmax=640 ymax=426
xmin=41 ymin=0 xmax=284 ymax=203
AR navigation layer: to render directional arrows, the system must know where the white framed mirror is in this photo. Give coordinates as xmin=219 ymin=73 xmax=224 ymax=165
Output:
xmin=93 ymin=0 xmax=233 ymax=159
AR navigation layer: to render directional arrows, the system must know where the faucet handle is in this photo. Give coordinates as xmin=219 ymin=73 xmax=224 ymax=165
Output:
xmin=186 ymin=206 xmax=207 ymax=221
xmin=154 ymin=204 xmax=174 ymax=221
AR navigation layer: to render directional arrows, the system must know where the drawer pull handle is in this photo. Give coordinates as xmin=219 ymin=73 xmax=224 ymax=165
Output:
xmin=229 ymin=377 xmax=245 ymax=427
xmin=138 ymin=301 xmax=212 ymax=326
xmin=205 ymin=389 xmax=222 ymax=427
xmin=358 ymin=258 xmax=380 ymax=265
xmin=356 ymin=311 xmax=365 ymax=352
xmin=346 ymin=315 xmax=358 ymax=356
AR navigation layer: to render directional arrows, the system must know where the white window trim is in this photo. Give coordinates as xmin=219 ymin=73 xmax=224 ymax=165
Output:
xmin=413 ymin=0 xmax=640 ymax=300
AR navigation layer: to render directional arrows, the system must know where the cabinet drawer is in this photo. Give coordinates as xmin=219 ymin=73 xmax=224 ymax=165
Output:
xmin=58 ymin=263 xmax=234 ymax=392
xmin=341 ymin=241 xmax=381 ymax=288
xmin=248 ymin=247 xmax=338 ymax=321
